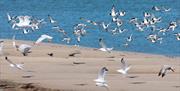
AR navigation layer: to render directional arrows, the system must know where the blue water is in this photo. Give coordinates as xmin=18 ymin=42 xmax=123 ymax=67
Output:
xmin=0 ymin=0 xmax=180 ymax=56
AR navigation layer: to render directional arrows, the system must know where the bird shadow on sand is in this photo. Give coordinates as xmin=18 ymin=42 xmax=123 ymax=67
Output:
xmin=130 ymin=81 xmax=146 ymax=84
xmin=127 ymin=75 xmax=139 ymax=78
xmin=73 ymin=83 xmax=88 ymax=86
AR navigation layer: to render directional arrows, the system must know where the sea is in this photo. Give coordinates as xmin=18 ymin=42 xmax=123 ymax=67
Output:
xmin=0 ymin=0 xmax=180 ymax=56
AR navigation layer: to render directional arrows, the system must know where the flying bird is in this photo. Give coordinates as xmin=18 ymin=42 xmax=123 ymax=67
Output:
xmin=5 ymin=56 xmax=24 ymax=70
xmin=117 ymin=58 xmax=131 ymax=75
xmin=158 ymin=65 xmax=174 ymax=77
xmin=94 ymin=67 xmax=109 ymax=88
xmin=98 ymin=38 xmax=113 ymax=53
xmin=34 ymin=34 xmax=53 ymax=45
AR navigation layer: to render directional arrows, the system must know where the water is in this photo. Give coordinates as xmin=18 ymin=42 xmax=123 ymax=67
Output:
xmin=0 ymin=0 xmax=180 ymax=56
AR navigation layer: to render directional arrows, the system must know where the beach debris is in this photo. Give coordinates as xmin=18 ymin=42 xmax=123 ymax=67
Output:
xmin=68 ymin=50 xmax=81 ymax=57
xmin=158 ymin=65 xmax=174 ymax=77
xmin=73 ymin=61 xmax=85 ymax=65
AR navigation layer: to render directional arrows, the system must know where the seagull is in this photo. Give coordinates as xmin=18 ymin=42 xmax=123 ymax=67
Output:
xmin=174 ymin=33 xmax=180 ymax=40
xmin=101 ymin=22 xmax=111 ymax=31
xmin=0 ymin=41 xmax=4 ymax=55
xmin=152 ymin=6 xmax=161 ymax=11
xmin=119 ymin=10 xmax=126 ymax=16
xmin=13 ymin=35 xmax=32 ymax=56
xmin=143 ymin=12 xmax=151 ymax=18
xmin=167 ymin=21 xmax=177 ymax=31
xmin=98 ymin=38 xmax=113 ymax=53
xmin=158 ymin=65 xmax=174 ymax=77
xmin=110 ymin=5 xmax=118 ymax=18
xmin=34 ymin=34 xmax=53 ymax=45
xmin=48 ymin=15 xmax=57 ymax=24
xmin=5 ymin=56 xmax=24 ymax=70
xmin=117 ymin=58 xmax=131 ymax=75
xmin=146 ymin=34 xmax=161 ymax=43
xmin=94 ymin=67 xmax=109 ymax=88
xmin=162 ymin=7 xmax=171 ymax=12
xmin=127 ymin=34 xmax=133 ymax=42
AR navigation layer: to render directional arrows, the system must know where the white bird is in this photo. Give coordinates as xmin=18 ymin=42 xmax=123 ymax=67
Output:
xmin=174 ymin=33 xmax=180 ymax=41
xmin=146 ymin=34 xmax=161 ymax=43
xmin=162 ymin=7 xmax=171 ymax=12
xmin=13 ymin=35 xmax=32 ymax=56
xmin=101 ymin=22 xmax=111 ymax=31
xmin=168 ymin=21 xmax=177 ymax=31
xmin=0 ymin=41 xmax=4 ymax=55
xmin=5 ymin=56 xmax=24 ymax=70
xmin=48 ymin=15 xmax=57 ymax=24
xmin=12 ymin=16 xmax=32 ymax=29
xmin=152 ymin=6 xmax=161 ymax=11
xmin=110 ymin=5 xmax=118 ymax=18
xmin=127 ymin=34 xmax=133 ymax=42
xmin=117 ymin=58 xmax=131 ymax=75
xmin=158 ymin=65 xmax=174 ymax=77
xmin=94 ymin=67 xmax=109 ymax=88
xmin=119 ymin=11 xmax=126 ymax=16
xmin=34 ymin=34 xmax=53 ymax=45
xmin=98 ymin=38 xmax=113 ymax=53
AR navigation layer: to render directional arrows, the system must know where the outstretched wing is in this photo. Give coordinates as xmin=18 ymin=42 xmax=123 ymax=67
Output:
xmin=98 ymin=67 xmax=108 ymax=80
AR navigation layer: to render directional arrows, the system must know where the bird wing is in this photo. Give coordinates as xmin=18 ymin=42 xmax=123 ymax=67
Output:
xmin=98 ymin=67 xmax=108 ymax=81
xmin=35 ymin=34 xmax=52 ymax=44
xmin=99 ymin=39 xmax=107 ymax=49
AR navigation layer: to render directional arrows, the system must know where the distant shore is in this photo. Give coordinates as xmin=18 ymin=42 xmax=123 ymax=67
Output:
xmin=0 ymin=39 xmax=180 ymax=91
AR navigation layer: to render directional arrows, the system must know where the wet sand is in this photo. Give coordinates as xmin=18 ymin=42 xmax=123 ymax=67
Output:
xmin=0 ymin=39 xmax=180 ymax=91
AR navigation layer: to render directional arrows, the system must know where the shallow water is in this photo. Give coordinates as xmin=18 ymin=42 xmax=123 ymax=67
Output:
xmin=0 ymin=0 xmax=180 ymax=56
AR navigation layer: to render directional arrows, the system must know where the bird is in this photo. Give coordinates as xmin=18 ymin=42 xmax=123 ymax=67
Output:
xmin=34 ymin=34 xmax=53 ymax=45
xmin=48 ymin=15 xmax=57 ymax=24
xmin=117 ymin=58 xmax=131 ymax=76
xmin=119 ymin=10 xmax=126 ymax=16
xmin=0 ymin=41 xmax=4 ymax=55
xmin=152 ymin=6 xmax=161 ymax=11
xmin=5 ymin=56 xmax=24 ymax=70
xmin=98 ymin=38 xmax=113 ymax=53
xmin=12 ymin=35 xmax=32 ymax=56
xmin=158 ymin=65 xmax=174 ymax=77
xmin=94 ymin=67 xmax=109 ymax=88
xmin=127 ymin=34 xmax=133 ymax=42
xmin=174 ymin=33 xmax=180 ymax=40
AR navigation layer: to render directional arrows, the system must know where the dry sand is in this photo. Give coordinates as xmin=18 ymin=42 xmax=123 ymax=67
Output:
xmin=0 ymin=39 xmax=180 ymax=91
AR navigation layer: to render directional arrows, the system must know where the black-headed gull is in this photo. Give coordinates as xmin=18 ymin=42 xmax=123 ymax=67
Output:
xmin=117 ymin=58 xmax=131 ymax=75
xmin=158 ymin=65 xmax=174 ymax=78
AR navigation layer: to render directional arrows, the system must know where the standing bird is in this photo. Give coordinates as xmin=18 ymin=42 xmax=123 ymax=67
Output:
xmin=158 ymin=65 xmax=174 ymax=77
xmin=94 ymin=67 xmax=109 ymax=88
xmin=5 ymin=56 xmax=24 ymax=70
xmin=117 ymin=58 xmax=131 ymax=76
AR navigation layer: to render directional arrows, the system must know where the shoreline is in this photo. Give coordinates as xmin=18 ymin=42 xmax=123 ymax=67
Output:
xmin=1 ymin=39 xmax=179 ymax=58
xmin=0 ymin=39 xmax=180 ymax=91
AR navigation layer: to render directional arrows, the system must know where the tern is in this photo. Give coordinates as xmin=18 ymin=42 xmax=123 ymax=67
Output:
xmin=48 ymin=15 xmax=57 ymax=24
xmin=117 ymin=58 xmax=131 ymax=75
xmin=94 ymin=67 xmax=109 ymax=88
xmin=158 ymin=65 xmax=174 ymax=77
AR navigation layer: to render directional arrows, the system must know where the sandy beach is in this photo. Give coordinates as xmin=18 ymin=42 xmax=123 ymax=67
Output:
xmin=0 ymin=39 xmax=180 ymax=91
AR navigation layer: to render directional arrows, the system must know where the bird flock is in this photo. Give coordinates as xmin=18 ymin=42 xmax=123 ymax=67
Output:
xmin=0 ymin=3 xmax=179 ymax=90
